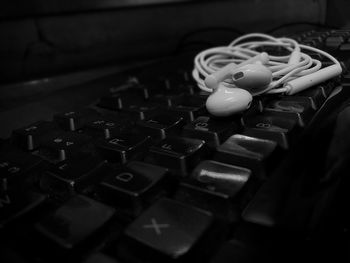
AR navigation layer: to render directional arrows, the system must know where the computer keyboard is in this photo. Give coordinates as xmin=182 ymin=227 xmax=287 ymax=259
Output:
xmin=1 ymin=29 xmax=350 ymax=263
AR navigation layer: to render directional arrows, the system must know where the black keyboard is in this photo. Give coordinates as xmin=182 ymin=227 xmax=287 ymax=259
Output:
xmin=1 ymin=29 xmax=350 ymax=263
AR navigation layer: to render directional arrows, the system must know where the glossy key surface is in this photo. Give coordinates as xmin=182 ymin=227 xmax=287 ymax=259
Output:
xmin=136 ymin=114 xmax=185 ymax=139
xmin=39 ymin=132 xmax=92 ymax=162
xmin=96 ymin=132 xmax=151 ymax=163
xmin=190 ymin=160 xmax=251 ymax=199
xmin=54 ymin=109 xmax=100 ymax=131
xmin=98 ymin=161 xmax=168 ymax=215
xmin=36 ymin=195 xmax=115 ymax=249
xmin=40 ymin=154 xmax=108 ymax=199
xmin=83 ymin=115 xmax=132 ymax=140
xmin=125 ymin=198 xmax=212 ymax=260
xmin=183 ymin=116 xmax=239 ymax=148
xmin=148 ymin=136 xmax=207 ymax=176
xmin=12 ymin=121 xmax=58 ymax=151
xmin=175 ymin=160 xmax=251 ymax=219
xmin=242 ymin=113 xmax=298 ymax=149
xmin=263 ymin=97 xmax=315 ymax=126
xmin=214 ymin=134 xmax=277 ymax=177
xmin=0 ymin=189 xmax=45 ymax=228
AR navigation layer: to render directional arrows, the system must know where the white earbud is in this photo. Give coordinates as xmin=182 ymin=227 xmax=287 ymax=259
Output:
xmin=206 ymin=83 xmax=253 ymax=117
xmin=204 ymin=59 xmax=272 ymax=116
xmin=194 ymin=33 xmax=343 ymax=117
xmin=230 ymin=64 xmax=272 ymax=95
xmin=204 ymin=52 xmax=269 ymax=91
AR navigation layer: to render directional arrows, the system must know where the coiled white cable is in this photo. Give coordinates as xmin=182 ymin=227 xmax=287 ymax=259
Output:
xmin=192 ymin=33 xmax=342 ymax=94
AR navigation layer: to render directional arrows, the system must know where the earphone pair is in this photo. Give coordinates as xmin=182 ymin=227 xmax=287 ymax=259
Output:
xmin=192 ymin=33 xmax=343 ymax=117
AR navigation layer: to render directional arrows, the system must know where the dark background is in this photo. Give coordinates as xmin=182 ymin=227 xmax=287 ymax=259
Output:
xmin=0 ymin=0 xmax=338 ymax=83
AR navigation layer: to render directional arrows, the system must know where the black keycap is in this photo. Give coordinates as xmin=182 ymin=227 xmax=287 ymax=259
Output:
xmin=136 ymin=114 xmax=185 ymax=139
xmin=96 ymin=132 xmax=151 ymax=163
xmin=0 ymin=149 xmax=43 ymax=192
xmin=108 ymin=76 xmax=140 ymax=94
xmin=325 ymin=36 xmax=344 ymax=49
xmin=165 ymin=95 xmax=206 ymax=122
xmin=148 ymin=91 xmax=184 ymax=107
xmin=119 ymin=86 xmax=150 ymax=100
xmin=97 ymin=94 xmax=123 ymax=111
xmin=98 ymin=91 xmax=145 ymax=111
xmin=142 ymin=75 xmax=172 ymax=90
xmin=183 ymin=116 xmax=239 ymax=148
xmin=147 ymin=136 xmax=207 ymax=176
xmin=177 ymin=83 xmax=196 ymax=94
xmin=263 ymin=97 xmax=315 ymax=126
xmin=124 ymin=198 xmax=212 ymax=261
xmin=39 ymin=132 xmax=92 ymax=162
xmin=83 ymin=115 xmax=132 ymax=140
xmin=35 ymin=195 xmax=115 ymax=250
xmin=210 ymin=239 xmax=257 ymax=263
xmin=54 ymin=109 xmax=100 ymax=131
xmin=98 ymin=161 xmax=168 ymax=215
xmin=242 ymin=113 xmax=298 ymax=149
xmin=12 ymin=121 xmax=58 ymax=151
xmin=320 ymin=80 xmax=337 ymax=97
xmin=290 ymin=86 xmax=327 ymax=109
xmin=40 ymin=154 xmax=109 ymax=199
xmin=214 ymin=134 xmax=278 ymax=178
xmin=0 ymin=189 xmax=45 ymax=228
xmin=175 ymin=160 xmax=251 ymax=219
xmin=190 ymin=160 xmax=251 ymax=198
xmin=339 ymin=42 xmax=350 ymax=52
xmin=121 ymin=102 xmax=159 ymax=120
xmin=83 ymin=253 xmax=119 ymax=263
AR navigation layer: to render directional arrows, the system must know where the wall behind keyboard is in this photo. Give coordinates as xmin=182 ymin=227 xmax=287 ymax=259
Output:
xmin=0 ymin=0 xmax=326 ymax=83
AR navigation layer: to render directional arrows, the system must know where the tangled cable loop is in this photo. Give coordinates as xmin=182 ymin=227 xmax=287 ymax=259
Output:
xmin=192 ymin=33 xmax=340 ymax=94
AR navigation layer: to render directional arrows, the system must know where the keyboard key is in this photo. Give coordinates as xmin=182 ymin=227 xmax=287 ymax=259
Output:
xmin=108 ymin=76 xmax=139 ymax=94
xmin=119 ymin=86 xmax=150 ymax=100
xmin=183 ymin=116 xmax=240 ymax=148
xmin=320 ymin=80 xmax=338 ymax=96
xmin=263 ymin=97 xmax=315 ymax=126
xmin=83 ymin=115 xmax=132 ymax=140
xmin=242 ymin=113 xmax=298 ymax=149
xmin=120 ymin=102 xmax=160 ymax=120
xmin=35 ymin=195 xmax=115 ymax=250
xmin=165 ymin=95 xmax=206 ymax=122
xmin=325 ymin=36 xmax=344 ymax=49
xmin=190 ymin=160 xmax=252 ymax=198
xmin=175 ymin=160 xmax=251 ymax=219
xmin=98 ymin=161 xmax=168 ymax=215
xmin=147 ymin=136 xmax=207 ymax=176
xmin=136 ymin=114 xmax=185 ymax=139
xmin=290 ymin=86 xmax=327 ymax=109
xmin=210 ymin=239 xmax=257 ymax=263
xmin=124 ymin=198 xmax=212 ymax=261
xmin=97 ymin=95 xmax=123 ymax=111
xmin=54 ymin=109 xmax=100 ymax=131
xmin=12 ymin=121 xmax=58 ymax=151
xmin=39 ymin=132 xmax=92 ymax=162
xmin=96 ymin=132 xmax=151 ymax=163
xmin=214 ymin=134 xmax=278 ymax=178
xmin=0 ymin=189 xmax=45 ymax=228
xmin=83 ymin=253 xmax=119 ymax=263
xmin=40 ymin=154 xmax=109 ymax=199
xmin=0 ymin=149 xmax=43 ymax=192
xmin=177 ymin=83 xmax=196 ymax=94
xmin=148 ymin=91 xmax=184 ymax=107
xmin=98 ymin=91 xmax=145 ymax=111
